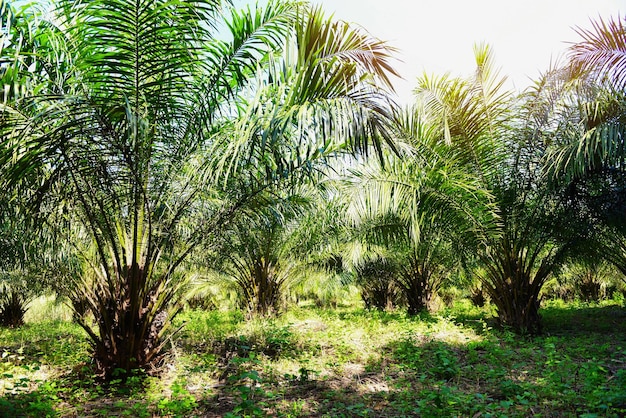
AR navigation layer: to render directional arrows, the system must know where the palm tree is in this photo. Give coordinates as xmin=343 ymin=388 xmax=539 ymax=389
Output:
xmin=543 ymin=16 xmax=626 ymax=288
xmin=0 ymin=0 xmax=398 ymax=379
xmin=477 ymin=184 xmax=570 ymax=333
xmin=569 ymin=15 xmax=626 ymax=90
xmin=342 ymin=98 xmax=490 ymax=315
xmin=354 ymin=254 xmax=403 ymax=311
xmin=415 ymin=44 xmax=573 ymax=333
xmin=0 ymin=199 xmax=45 ymax=327
xmin=205 ymin=192 xmax=310 ymax=317
xmin=396 ymin=231 xmax=454 ymax=315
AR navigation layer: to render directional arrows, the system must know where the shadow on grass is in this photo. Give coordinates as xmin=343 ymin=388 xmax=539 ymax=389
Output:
xmin=0 ymin=389 xmax=57 ymax=417
xmin=199 ymin=335 xmax=549 ymax=417
xmin=445 ymin=301 xmax=626 ymax=338
xmin=335 ymin=307 xmax=440 ymax=325
xmin=200 ymin=349 xmax=553 ymax=417
xmin=1 ymin=303 xmax=625 ymax=417
xmin=541 ymin=302 xmax=626 ymax=336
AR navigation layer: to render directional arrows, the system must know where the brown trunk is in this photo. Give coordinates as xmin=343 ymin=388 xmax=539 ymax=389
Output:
xmin=245 ymin=259 xmax=282 ymax=317
xmin=0 ymin=292 xmax=27 ymax=328
xmin=491 ymin=283 xmax=542 ymax=334
xmin=480 ymin=232 xmax=557 ymax=335
xmin=78 ymin=265 xmax=175 ymax=381
xmin=357 ymin=260 xmax=399 ymax=312
xmin=400 ymin=258 xmax=439 ymax=316
xmin=483 ymin=252 xmax=546 ymax=334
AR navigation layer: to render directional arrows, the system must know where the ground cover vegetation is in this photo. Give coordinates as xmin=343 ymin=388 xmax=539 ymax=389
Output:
xmin=0 ymin=298 xmax=625 ymax=416
xmin=1 ymin=0 xmax=626 ymax=415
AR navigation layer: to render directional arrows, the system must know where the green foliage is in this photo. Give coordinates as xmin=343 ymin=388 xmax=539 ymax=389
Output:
xmin=354 ymin=256 xmax=403 ymax=311
xmin=0 ymin=287 xmax=29 ymax=328
xmin=156 ymin=381 xmax=197 ymax=417
xmin=0 ymin=388 xmax=58 ymax=418
xmin=203 ymin=192 xmax=313 ymax=317
xmin=570 ymin=15 xmax=626 ymax=91
xmin=0 ymin=301 xmax=625 ymax=415
xmin=0 ymin=0 xmax=398 ymax=380
xmin=546 ymin=259 xmax=625 ymax=302
xmin=543 ymin=15 xmax=626 ymax=321
xmin=1 ymin=2 xmax=626 ymax=415
xmin=392 ymin=338 xmax=460 ymax=380
xmin=224 ymin=355 xmax=268 ymax=417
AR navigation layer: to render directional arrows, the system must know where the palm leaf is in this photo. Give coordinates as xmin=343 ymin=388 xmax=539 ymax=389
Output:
xmin=570 ymin=15 xmax=626 ymax=90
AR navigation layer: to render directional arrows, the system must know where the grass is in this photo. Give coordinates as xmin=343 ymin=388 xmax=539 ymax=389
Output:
xmin=0 ymin=298 xmax=625 ymax=417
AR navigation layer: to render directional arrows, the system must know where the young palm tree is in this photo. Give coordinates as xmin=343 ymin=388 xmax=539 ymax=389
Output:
xmin=0 ymin=201 xmax=45 ymax=327
xmin=0 ymin=0 xmax=398 ymax=379
xmin=354 ymin=254 xmax=403 ymax=311
xmin=543 ymin=16 xmax=626 ymax=290
xmin=396 ymin=232 xmax=454 ymax=315
xmin=342 ymin=100 xmax=490 ymax=314
xmin=415 ymin=44 xmax=572 ymax=333
xmin=205 ymin=192 xmax=310 ymax=317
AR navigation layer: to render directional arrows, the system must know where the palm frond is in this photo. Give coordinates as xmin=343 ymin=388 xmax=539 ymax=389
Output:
xmin=570 ymin=15 xmax=626 ymax=90
xmin=210 ymin=5 xmax=399 ymax=188
xmin=414 ymin=45 xmax=511 ymax=180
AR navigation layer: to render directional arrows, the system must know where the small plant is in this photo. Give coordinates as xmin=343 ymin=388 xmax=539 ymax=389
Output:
xmin=284 ymin=362 xmax=318 ymax=383
xmin=431 ymin=342 xmax=460 ymax=380
xmin=0 ymin=389 xmax=59 ymax=417
xmin=259 ymin=322 xmax=299 ymax=359
xmin=156 ymin=381 xmax=197 ymax=417
xmin=498 ymin=378 xmax=524 ymax=399
xmin=225 ymin=355 xmax=268 ymax=417
xmin=285 ymin=399 xmax=305 ymax=417
xmin=392 ymin=336 xmax=423 ymax=369
xmin=123 ymin=401 xmax=151 ymax=418
xmin=106 ymin=368 xmax=146 ymax=396
xmin=391 ymin=338 xmax=459 ymax=380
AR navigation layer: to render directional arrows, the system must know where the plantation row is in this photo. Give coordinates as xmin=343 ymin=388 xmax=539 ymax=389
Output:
xmin=1 ymin=0 xmax=626 ymax=388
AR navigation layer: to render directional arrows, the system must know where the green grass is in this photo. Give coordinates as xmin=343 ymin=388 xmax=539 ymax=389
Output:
xmin=0 ymin=299 xmax=625 ymax=417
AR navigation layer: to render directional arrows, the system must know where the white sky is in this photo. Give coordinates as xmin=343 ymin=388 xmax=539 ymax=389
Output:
xmin=22 ymin=1 xmax=624 ymax=104
xmin=311 ymin=0 xmax=625 ymax=104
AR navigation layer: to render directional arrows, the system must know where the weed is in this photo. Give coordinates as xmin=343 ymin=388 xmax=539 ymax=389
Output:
xmin=224 ymin=355 xmax=268 ymax=417
xmin=0 ymin=300 xmax=624 ymax=416
xmin=0 ymin=388 xmax=58 ymax=417
xmin=156 ymin=381 xmax=197 ymax=417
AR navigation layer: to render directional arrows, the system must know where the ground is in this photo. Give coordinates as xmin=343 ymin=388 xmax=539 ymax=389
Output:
xmin=0 ymin=298 xmax=625 ymax=417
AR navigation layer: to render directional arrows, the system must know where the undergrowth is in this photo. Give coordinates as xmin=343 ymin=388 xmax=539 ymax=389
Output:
xmin=0 ymin=299 xmax=624 ymax=416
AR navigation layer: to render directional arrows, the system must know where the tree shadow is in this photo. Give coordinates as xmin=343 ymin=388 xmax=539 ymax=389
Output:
xmin=199 ymin=335 xmax=551 ymax=417
xmin=335 ymin=308 xmax=440 ymax=325
xmin=444 ymin=301 xmax=626 ymax=338
xmin=0 ymin=389 xmax=57 ymax=417
xmin=541 ymin=302 xmax=626 ymax=336
xmin=2 ymin=303 xmax=625 ymax=417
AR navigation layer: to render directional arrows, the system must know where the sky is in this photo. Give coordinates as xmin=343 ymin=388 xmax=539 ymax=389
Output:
xmin=308 ymin=0 xmax=624 ymax=104
xmin=17 ymin=0 xmax=623 ymax=104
